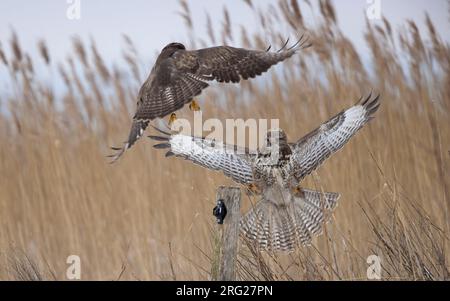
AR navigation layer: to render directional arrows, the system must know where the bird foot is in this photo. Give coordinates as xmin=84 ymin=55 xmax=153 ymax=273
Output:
xmin=292 ymin=186 xmax=305 ymax=197
xmin=189 ymin=100 xmax=201 ymax=112
xmin=168 ymin=113 xmax=177 ymax=127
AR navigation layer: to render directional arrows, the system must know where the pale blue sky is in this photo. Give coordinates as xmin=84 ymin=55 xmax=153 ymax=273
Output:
xmin=0 ymin=0 xmax=450 ymax=95
xmin=0 ymin=0 xmax=448 ymax=82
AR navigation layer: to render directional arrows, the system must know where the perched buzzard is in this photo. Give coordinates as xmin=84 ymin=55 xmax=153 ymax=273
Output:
xmin=150 ymin=93 xmax=380 ymax=252
xmin=109 ymin=36 xmax=311 ymax=162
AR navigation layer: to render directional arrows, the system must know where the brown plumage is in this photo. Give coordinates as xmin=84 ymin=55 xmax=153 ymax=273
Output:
xmin=109 ymin=37 xmax=311 ymax=162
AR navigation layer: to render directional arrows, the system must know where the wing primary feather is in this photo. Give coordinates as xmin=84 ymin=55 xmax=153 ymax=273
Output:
xmin=148 ymin=135 xmax=169 ymax=142
xmin=300 ymin=34 xmax=312 ymax=49
xmin=277 ymin=37 xmax=290 ymax=52
xmin=287 ymin=34 xmax=303 ymax=51
xmin=153 ymin=143 xmax=171 ymax=149
xmin=360 ymin=91 xmax=373 ymax=106
xmin=288 ymin=34 xmax=312 ymax=51
xmin=364 ymin=93 xmax=381 ymax=116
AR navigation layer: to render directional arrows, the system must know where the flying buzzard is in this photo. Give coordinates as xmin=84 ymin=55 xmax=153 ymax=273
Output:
xmin=109 ymin=36 xmax=311 ymax=162
xmin=150 ymin=93 xmax=380 ymax=252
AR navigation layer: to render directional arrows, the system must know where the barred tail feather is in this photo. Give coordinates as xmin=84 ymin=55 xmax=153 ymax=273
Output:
xmin=301 ymin=189 xmax=340 ymax=211
xmin=240 ymin=189 xmax=340 ymax=252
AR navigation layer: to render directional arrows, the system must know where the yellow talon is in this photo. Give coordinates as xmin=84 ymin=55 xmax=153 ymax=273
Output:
xmin=189 ymin=100 xmax=201 ymax=112
xmin=292 ymin=186 xmax=304 ymax=197
xmin=168 ymin=113 xmax=177 ymax=127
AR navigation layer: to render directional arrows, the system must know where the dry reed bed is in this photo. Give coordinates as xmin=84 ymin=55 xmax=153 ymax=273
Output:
xmin=0 ymin=0 xmax=449 ymax=280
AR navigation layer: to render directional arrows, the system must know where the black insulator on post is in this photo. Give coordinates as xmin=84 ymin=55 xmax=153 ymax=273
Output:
xmin=213 ymin=199 xmax=227 ymax=224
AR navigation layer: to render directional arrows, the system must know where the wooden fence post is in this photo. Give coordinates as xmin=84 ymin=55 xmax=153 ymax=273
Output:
xmin=212 ymin=186 xmax=241 ymax=281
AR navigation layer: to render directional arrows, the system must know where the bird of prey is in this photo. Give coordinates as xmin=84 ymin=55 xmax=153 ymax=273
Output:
xmin=149 ymin=93 xmax=380 ymax=252
xmin=109 ymin=36 xmax=311 ymax=162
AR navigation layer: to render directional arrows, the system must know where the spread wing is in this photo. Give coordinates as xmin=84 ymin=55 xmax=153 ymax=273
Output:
xmin=289 ymin=93 xmax=381 ymax=180
xmin=133 ymin=36 xmax=310 ymax=123
xmin=109 ymin=36 xmax=310 ymax=162
xmin=109 ymin=58 xmax=209 ymax=162
xmin=190 ymin=36 xmax=311 ymax=83
xmin=149 ymin=129 xmax=255 ymax=185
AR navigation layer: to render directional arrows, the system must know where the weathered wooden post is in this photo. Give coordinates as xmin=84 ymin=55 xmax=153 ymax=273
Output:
xmin=212 ymin=186 xmax=241 ymax=281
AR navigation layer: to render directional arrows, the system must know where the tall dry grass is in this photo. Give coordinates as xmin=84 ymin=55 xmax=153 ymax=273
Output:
xmin=0 ymin=0 xmax=449 ymax=280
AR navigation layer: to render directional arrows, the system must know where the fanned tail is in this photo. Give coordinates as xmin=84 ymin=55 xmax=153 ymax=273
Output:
xmin=240 ymin=188 xmax=340 ymax=252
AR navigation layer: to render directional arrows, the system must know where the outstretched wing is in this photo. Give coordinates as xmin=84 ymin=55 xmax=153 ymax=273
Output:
xmin=150 ymin=130 xmax=255 ymax=185
xmin=190 ymin=36 xmax=311 ymax=83
xmin=289 ymin=93 xmax=381 ymax=180
xmin=109 ymin=58 xmax=209 ymax=162
xmin=109 ymin=36 xmax=310 ymax=162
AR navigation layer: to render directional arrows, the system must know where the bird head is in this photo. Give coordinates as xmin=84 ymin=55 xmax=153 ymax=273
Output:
xmin=265 ymin=128 xmax=287 ymax=148
xmin=261 ymin=128 xmax=291 ymax=164
xmin=160 ymin=42 xmax=186 ymax=58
